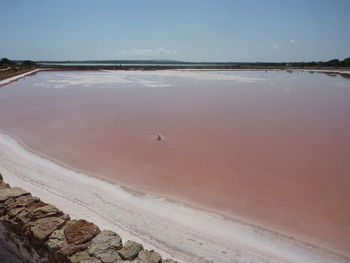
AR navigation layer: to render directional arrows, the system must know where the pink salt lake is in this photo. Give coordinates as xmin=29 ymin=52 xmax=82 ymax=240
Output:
xmin=0 ymin=70 xmax=349 ymax=257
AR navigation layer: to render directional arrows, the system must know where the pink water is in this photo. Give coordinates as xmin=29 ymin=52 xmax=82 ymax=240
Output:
xmin=0 ymin=70 xmax=349 ymax=257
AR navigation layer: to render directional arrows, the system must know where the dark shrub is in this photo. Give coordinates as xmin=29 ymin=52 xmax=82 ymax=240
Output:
xmin=0 ymin=58 xmax=16 ymax=66
xmin=22 ymin=60 xmax=37 ymax=66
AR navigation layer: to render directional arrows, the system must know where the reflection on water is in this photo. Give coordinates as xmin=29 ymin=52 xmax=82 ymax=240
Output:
xmin=0 ymin=70 xmax=350 ymax=256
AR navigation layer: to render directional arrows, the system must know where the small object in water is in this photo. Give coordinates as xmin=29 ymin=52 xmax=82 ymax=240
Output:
xmin=156 ymin=133 xmax=163 ymax=141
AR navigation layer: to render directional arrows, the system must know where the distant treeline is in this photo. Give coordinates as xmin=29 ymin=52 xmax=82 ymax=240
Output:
xmin=2 ymin=57 xmax=350 ymax=68
xmin=254 ymin=58 xmax=350 ymax=67
xmin=0 ymin=58 xmax=37 ymax=67
xmin=36 ymin=58 xmax=350 ymax=67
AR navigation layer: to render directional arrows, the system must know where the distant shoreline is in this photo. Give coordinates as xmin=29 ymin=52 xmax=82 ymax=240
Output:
xmin=38 ymin=64 xmax=350 ymax=72
xmin=1 ymin=66 xmax=349 ymax=88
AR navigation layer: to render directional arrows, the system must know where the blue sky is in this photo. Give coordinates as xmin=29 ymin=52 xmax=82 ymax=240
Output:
xmin=1 ymin=0 xmax=349 ymax=62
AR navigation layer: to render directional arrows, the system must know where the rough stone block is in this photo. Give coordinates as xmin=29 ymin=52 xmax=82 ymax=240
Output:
xmin=0 ymin=187 xmax=29 ymax=204
xmin=89 ymin=230 xmax=122 ymax=261
xmin=29 ymin=216 xmax=67 ymax=243
xmin=138 ymin=250 xmax=162 ymax=263
xmin=118 ymin=240 xmax=143 ymax=260
xmin=65 ymin=219 xmax=101 ymax=245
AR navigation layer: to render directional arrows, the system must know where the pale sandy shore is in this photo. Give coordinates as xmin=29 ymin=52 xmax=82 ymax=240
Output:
xmin=0 ymin=69 xmax=41 ymax=86
xmin=0 ymin=132 xmax=349 ymax=263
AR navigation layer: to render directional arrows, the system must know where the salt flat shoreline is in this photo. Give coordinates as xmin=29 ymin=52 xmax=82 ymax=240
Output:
xmin=0 ymin=67 xmax=349 ymax=87
xmin=0 ymin=132 xmax=349 ymax=263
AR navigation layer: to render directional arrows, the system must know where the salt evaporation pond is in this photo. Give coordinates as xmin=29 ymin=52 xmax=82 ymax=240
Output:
xmin=0 ymin=70 xmax=349 ymax=257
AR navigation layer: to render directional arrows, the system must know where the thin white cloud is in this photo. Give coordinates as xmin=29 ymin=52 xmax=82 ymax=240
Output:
xmin=272 ymin=44 xmax=279 ymax=49
xmin=289 ymin=39 xmax=296 ymax=44
xmin=116 ymin=48 xmax=177 ymax=57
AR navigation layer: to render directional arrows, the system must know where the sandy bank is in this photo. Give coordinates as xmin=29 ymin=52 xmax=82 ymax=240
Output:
xmin=0 ymin=69 xmax=41 ymax=86
xmin=0 ymin=132 xmax=348 ymax=263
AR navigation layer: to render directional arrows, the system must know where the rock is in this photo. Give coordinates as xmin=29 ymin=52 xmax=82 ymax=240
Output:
xmin=0 ymin=177 xmax=179 ymax=263
xmin=0 ymin=173 xmax=10 ymax=189
xmin=138 ymin=250 xmax=162 ymax=263
xmin=95 ymin=250 xmax=120 ymax=263
xmin=0 ymin=187 xmax=30 ymax=203
xmin=69 ymin=250 xmax=91 ymax=263
xmin=68 ymin=249 xmax=104 ymax=263
xmin=48 ymin=220 xmax=91 ymax=263
xmin=2 ymin=195 xmax=46 ymax=233
xmin=61 ymin=213 xmax=71 ymax=221
xmin=46 ymin=220 xmax=77 ymax=252
xmin=3 ymin=195 xmax=44 ymax=219
xmin=28 ymin=204 xmax=63 ymax=220
xmin=46 ymin=228 xmax=66 ymax=251
xmin=29 ymin=216 xmax=67 ymax=243
xmin=88 ymin=230 xmax=122 ymax=262
xmin=65 ymin=219 xmax=101 ymax=245
xmin=163 ymin=260 xmax=178 ymax=263
xmin=69 ymin=251 xmax=92 ymax=263
xmin=4 ymin=195 xmax=41 ymax=210
xmin=59 ymin=243 xmax=91 ymax=258
xmin=81 ymin=258 xmax=102 ymax=263
xmin=0 ymin=182 xmax=10 ymax=189
xmin=118 ymin=240 xmax=143 ymax=260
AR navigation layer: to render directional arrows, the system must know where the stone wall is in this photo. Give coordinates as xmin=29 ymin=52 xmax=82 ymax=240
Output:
xmin=0 ymin=174 xmax=177 ymax=263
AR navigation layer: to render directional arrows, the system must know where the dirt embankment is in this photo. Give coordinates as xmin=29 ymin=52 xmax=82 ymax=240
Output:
xmin=0 ymin=67 xmax=38 ymax=81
